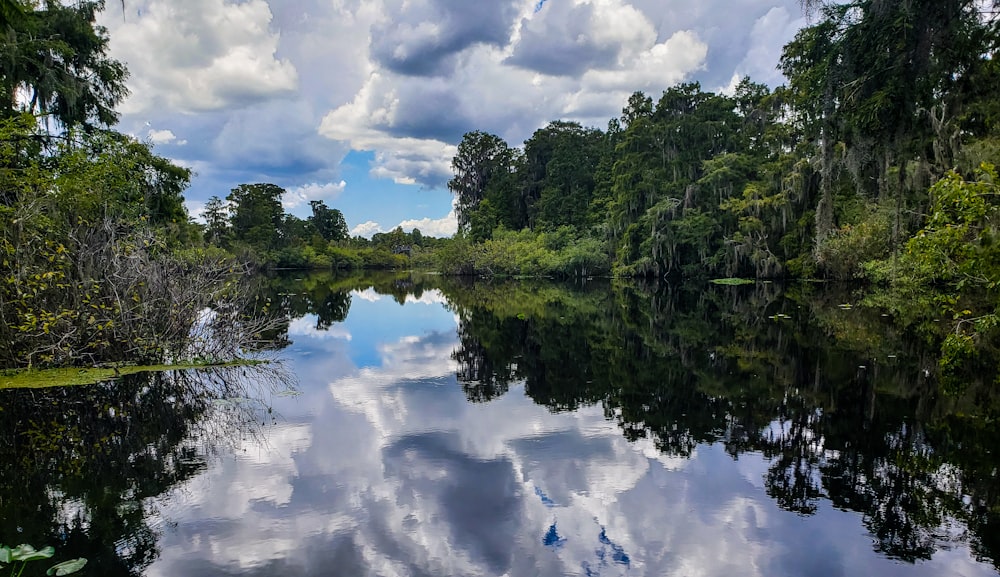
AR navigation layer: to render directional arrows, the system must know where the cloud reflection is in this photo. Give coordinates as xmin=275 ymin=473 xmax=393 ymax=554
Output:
xmin=145 ymin=296 xmax=994 ymax=577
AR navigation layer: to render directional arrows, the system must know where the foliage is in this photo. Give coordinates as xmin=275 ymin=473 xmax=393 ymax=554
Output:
xmin=0 ymin=115 xmax=281 ymax=369
xmin=309 ymin=200 xmax=348 ymax=242
xmin=864 ymin=164 xmax=1000 ymax=385
xmin=434 ymin=228 xmax=610 ymax=278
xmin=448 ymin=131 xmax=515 ymax=234
xmin=0 ymin=0 xmax=128 ymax=129
xmin=0 ymin=543 xmax=86 ymax=576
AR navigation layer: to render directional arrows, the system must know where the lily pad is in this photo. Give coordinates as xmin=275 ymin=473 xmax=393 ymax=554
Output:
xmin=47 ymin=558 xmax=88 ymax=576
xmin=11 ymin=544 xmax=55 ymax=562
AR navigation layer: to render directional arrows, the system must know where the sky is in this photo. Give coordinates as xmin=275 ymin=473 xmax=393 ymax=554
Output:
xmin=98 ymin=0 xmax=808 ymax=238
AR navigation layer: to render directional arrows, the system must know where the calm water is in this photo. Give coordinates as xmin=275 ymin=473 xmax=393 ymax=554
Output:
xmin=2 ymin=272 xmax=999 ymax=576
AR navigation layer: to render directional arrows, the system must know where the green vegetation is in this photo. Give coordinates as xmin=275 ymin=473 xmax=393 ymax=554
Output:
xmin=1 ymin=0 xmax=997 ymax=382
xmin=0 ymin=360 xmax=268 ymax=390
xmin=0 ymin=2 xmax=280 ymax=370
xmin=440 ymin=0 xmax=1000 ymax=371
xmin=201 ymin=188 xmax=447 ymax=270
xmin=0 ymin=544 xmax=85 ymax=576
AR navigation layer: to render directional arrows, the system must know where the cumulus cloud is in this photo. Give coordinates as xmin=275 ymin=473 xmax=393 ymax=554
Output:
xmin=316 ymin=0 xmax=715 ymax=188
xmin=506 ymin=0 xmax=657 ymax=76
xmin=396 ymin=207 xmax=459 ymax=238
xmin=102 ymin=0 xmax=811 ymax=230
xmin=318 ymin=72 xmax=459 ymax=186
xmin=147 ymin=128 xmax=181 ymax=145
xmin=106 ymin=0 xmax=298 ymax=114
xmin=579 ymin=30 xmax=707 ymax=92
xmin=350 ymin=221 xmax=383 ymax=238
xmin=346 ymin=207 xmax=458 ymax=239
xmin=370 ymin=0 xmax=522 ymax=76
xmin=281 ymin=181 xmax=347 ymax=211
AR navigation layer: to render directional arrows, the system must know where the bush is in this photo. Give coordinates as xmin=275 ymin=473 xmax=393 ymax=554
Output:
xmin=816 ymin=206 xmax=893 ymax=279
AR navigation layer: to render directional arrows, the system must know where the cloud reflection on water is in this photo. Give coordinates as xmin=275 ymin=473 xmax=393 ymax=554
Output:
xmin=145 ymin=293 xmax=993 ymax=577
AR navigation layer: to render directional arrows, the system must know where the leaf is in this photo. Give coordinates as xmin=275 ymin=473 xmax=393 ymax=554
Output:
xmin=11 ymin=543 xmax=55 ymax=561
xmin=0 ymin=545 xmax=11 ymax=563
xmin=47 ymin=558 xmax=88 ymax=576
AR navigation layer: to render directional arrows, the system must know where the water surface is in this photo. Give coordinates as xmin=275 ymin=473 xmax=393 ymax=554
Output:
xmin=2 ymin=272 xmax=998 ymax=576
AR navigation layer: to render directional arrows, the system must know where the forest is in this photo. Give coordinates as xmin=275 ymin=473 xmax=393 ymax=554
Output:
xmin=442 ymin=0 xmax=1000 ymax=378
xmin=1 ymin=0 xmax=999 ymax=372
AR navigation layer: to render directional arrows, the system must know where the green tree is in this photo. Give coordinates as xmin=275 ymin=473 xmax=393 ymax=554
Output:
xmin=308 ymin=200 xmax=348 ymax=242
xmin=0 ymin=0 xmax=129 ymax=129
xmin=449 ymin=131 xmax=514 ymax=233
xmin=203 ymin=196 xmax=231 ymax=247
xmin=782 ymin=0 xmax=998 ymax=251
xmin=227 ymin=183 xmax=285 ymax=255
xmin=521 ymin=120 xmax=605 ymax=231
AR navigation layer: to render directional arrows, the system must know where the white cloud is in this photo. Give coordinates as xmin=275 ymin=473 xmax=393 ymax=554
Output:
xmin=347 ymin=207 xmax=458 ymax=239
xmin=148 ymin=128 xmax=178 ymax=144
xmin=105 ymin=0 xmax=298 ymax=114
xmin=184 ymin=199 xmax=206 ymax=223
xmin=733 ymin=6 xmax=805 ymax=87
xmin=100 ymin=0 xmax=814 ymax=235
xmin=318 ymin=71 xmax=459 ymax=186
xmin=316 ymin=2 xmax=711 ymax=189
xmin=350 ymin=220 xmax=383 ymax=238
xmin=281 ymin=180 xmax=347 ymax=211
xmin=396 ymin=208 xmax=458 ymax=238
xmin=287 ymin=315 xmax=352 ymax=342
xmin=579 ymin=30 xmax=707 ymax=92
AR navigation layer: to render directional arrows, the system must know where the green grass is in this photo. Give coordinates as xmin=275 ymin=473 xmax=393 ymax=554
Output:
xmin=710 ymin=278 xmax=756 ymax=286
xmin=0 ymin=360 xmax=266 ymax=390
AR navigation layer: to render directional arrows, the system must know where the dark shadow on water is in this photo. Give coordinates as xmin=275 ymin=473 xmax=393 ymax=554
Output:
xmin=0 ymin=363 xmax=296 ymax=577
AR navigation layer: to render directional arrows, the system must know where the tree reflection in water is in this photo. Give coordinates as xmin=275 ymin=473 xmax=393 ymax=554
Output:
xmin=0 ymin=363 xmax=296 ymax=577
xmin=4 ymin=271 xmax=999 ymax=573
xmin=444 ymin=277 xmax=1000 ymax=569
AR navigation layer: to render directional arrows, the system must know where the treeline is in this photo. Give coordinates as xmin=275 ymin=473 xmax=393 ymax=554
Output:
xmin=447 ymin=0 xmax=1000 ymax=281
xmin=443 ymin=0 xmax=1000 ymax=366
xmin=197 ymin=185 xmax=446 ymax=270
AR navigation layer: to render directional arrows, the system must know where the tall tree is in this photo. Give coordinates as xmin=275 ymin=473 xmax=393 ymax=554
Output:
xmin=308 ymin=200 xmax=348 ymax=242
xmin=783 ymin=0 xmax=999 ymax=248
xmin=0 ymin=0 xmax=129 ymax=129
xmin=202 ymin=196 xmax=231 ymax=247
xmin=521 ymin=120 xmax=604 ymax=230
xmin=449 ymin=131 xmax=514 ymax=233
xmin=227 ymin=183 xmax=285 ymax=253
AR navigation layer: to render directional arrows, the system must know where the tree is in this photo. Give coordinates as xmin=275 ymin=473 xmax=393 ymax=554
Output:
xmin=521 ymin=120 xmax=605 ymax=230
xmin=0 ymin=0 xmax=129 ymax=129
xmin=203 ymin=196 xmax=231 ymax=247
xmin=449 ymin=131 xmax=513 ymax=233
xmin=308 ymin=200 xmax=348 ymax=242
xmin=227 ymin=183 xmax=285 ymax=253
xmin=782 ymin=0 xmax=999 ymax=249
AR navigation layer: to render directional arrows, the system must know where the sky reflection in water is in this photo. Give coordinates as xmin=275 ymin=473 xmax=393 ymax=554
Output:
xmin=139 ymin=285 xmax=993 ymax=577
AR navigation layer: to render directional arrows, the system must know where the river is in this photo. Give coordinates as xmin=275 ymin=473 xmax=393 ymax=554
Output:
xmin=2 ymin=271 xmax=997 ymax=576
